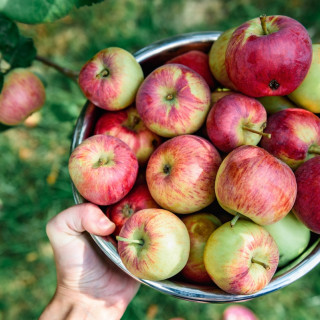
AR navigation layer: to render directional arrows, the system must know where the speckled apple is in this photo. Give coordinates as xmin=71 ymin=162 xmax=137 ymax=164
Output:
xmin=78 ymin=47 xmax=144 ymax=111
xmin=136 ymin=64 xmax=211 ymax=137
xmin=69 ymin=134 xmax=138 ymax=205
xmin=0 ymin=68 xmax=45 ymax=125
xmin=146 ymin=135 xmax=222 ymax=214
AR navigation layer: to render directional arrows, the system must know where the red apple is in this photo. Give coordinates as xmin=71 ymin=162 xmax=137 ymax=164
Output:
xmin=165 ymin=50 xmax=215 ymax=90
xmin=94 ymin=105 xmax=162 ymax=165
xmin=225 ymin=15 xmax=312 ymax=97
xmin=293 ymin=157 xmax=320 ymax=234
xmin=0 ymin=68 xmax=45 ymax=125
xmin=180 ymin=212 xmax=222 ymax=284
xmin=208 ymin=27 xmax=238 ymax=91
xmin=106 ymin=184 xmax=159 ymax=236
xmin=223 ymin=305 xmax=259 ymax=320
xmin=78 ymin=47 xmax=144 ymax=111
xmin=204 ymin=220 xmax=279 ymax=295
xmin=117 ymin=208 xmax=190 ymax=281
xmin=136 ymin=63 xmax=211 ymax=137
xmin=69 ymin=134 xmax=138 ymax=205
xmin=146 ymin=135 xmax=222 ymax=214
xmin=215 ymin=145 xmax=297 ymax=225
xmin=206 ymin=93 xmax=270 ymax=153
xmin=260 ymin=108 xmax=320 ymax=170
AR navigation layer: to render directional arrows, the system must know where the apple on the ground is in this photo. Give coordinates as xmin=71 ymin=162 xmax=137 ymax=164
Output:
xmin=204 ymin=219 xmax=279 ymax=295
xmin=146 ymin=134 xmax=222 ymax=214
xmin=215 ymin=145 xmax=297 ymax=225
xmin=223 ymin=305 xmax=258 ymax=320
xmin=136 ymin=63 xmax=211 ymax=137
xmin=0 ymin=68 xmax=46 ymax=125
xmin=78 ymin=47 xmax=144 ymax=111
xmin=225 ymin=15 xmax=312 ymax=97
xmin=69 ymin=134 xmax=138 ymax=205
xmin=117 ymin=208 xmax=190 ymax=281
xmin=94 ymin=105 xmax=161 ymax=165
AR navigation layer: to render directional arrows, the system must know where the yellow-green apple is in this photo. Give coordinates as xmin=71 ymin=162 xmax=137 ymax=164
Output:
xmin=165 ymin=50 xmax=216 ymax=90
xmin=94 ymin=106 xmax=162 ymax=165
xmin=225 ymin=15 xmax=312 ymax=97
xmin=146 ymin=135 xmax=222 ymax=214
xmin=135 ymin=64 xmax=211 ymax=137
xmin=293 ymin=157 xmax=320 ymax=234
xmin=288 ymin=44 xmax=320 ymax=113
xmin=204 ymin=220 xmax=279 ymax=295
xmin=215 ymin=145 xmax=297 ymax=225
xmin=223 ymin=305 xmax=258 ymax=320
xmin=117 ymin=208 xmax=190 ymax=281
xmin=264 ymin=212 xmax=310 ymax=267
xmin=211 ymin=89 xmax=234 ymax=105
xmin=180 ymin=212 xmax=222 ymax=284
xmin=69 ymin=134 xmax=138 ymax=205
xmin=78 ymin=47 xmax=144 ymax=111
xmin=260 ymin=108 xmax=320 ymax=170
xmin=257 ymin=95 xmax=297 ymax=114
xmin=206 ymin=93 xmax=270 ymax=153
xmin=106 ymin=184 xmax=159 ymax=236
xmin=208 ymin=27 xmax=238 ymax=91
xmin=0 ymin=68 xmax=45 ymax=125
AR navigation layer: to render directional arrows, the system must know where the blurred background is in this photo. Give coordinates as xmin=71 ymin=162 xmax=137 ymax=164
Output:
xmin=1 ymin=0 xmax=320 ymax=319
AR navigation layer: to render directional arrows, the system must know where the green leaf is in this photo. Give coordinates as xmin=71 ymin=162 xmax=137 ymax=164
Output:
xmin=7 ymin=36 xmax=37 ymax=69
xmin=0 ymin=0 xmax=106 ymax=24
xmin=0 ymin=13 xmax=19 ymax=54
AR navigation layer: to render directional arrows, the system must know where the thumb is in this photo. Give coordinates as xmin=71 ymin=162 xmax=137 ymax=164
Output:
xmin=46 ymin=203 xmax=115 ymax=247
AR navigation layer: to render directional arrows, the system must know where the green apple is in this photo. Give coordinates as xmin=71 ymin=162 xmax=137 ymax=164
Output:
xmin=288 ymin=44 xmax=320 ymax=113
xmin=204 ymin=220 xmax=279 ymax=295
xmin=257 ymin=95 xmax=297 ymax=114
xmin=263 ymin=212 xmax=310 ymax=267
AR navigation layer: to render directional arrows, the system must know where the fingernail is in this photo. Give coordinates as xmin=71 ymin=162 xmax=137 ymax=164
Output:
xmin=99 ymin=216 xmax=115 ymax=230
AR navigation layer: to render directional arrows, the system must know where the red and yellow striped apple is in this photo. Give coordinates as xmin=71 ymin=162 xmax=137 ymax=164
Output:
xmin=136 ymin=64 xmax=211 ymax=137
xmin=146 ymin=135 xmax=222 ymax=214
xmin=69 ymin=134 xmax=138 ymax=205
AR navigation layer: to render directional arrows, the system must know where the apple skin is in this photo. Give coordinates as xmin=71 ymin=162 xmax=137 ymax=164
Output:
xmin=106 ymin=184 xmax=159 ymax=236
xmin=204 ymin=220 xmax=279 ymax=295
xmin=78 ymin=47 xmax=144 ymax=111
xmin=136 ymin=63 xmax=211 ymax=138
xmin=260 ymin=108 xmax=320 ymax=170
xmin=94 ymin=106 xmax=162 ymax=165
xmin=0 ymin=68 xmax=45 ymax=125
xmin=180 ymin=212 xmax=222 ymax=284
xmin=225 ymin=15 xmax=312 ymax=97
xmin=69 ymin=134 xmax=138 ymax=205
xmin=208 ymin=27 xmax=238 ymax=91
xmin=117 ymin=208 xmax=190 ymax=281
xmin=257 ymin=95 xmax=296 ymax=114
xmin=146 ymin=135 xmax=222 ymax=214
xmin=288 ymin=44 xmax=320 ymax=113
xmin=215 ymin=145 xmax=297 ymax=225
xmin=206 ymin=93 xmax=268 ymax=153
xmin=264 ymin=212 xmax=310 ymax=267
xmin=293 ymin=157 xmax=320 ymax=234
xmin=223 ymin=305 xmax=258 ymax=320
xmin=165 ymin=50 xmax=216 ymax=90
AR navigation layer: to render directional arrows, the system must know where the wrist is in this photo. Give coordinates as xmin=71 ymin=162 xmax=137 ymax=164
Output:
xmin=40 ymin=286 xmax=127 ymax=320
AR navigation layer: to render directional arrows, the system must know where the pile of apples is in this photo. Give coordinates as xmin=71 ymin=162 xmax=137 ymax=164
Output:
xmin=69 ymin=15 xmax=320 ymax=295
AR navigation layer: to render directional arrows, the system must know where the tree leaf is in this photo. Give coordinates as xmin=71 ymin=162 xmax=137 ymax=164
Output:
xmin=0 ymin=13 xmax=19 ymax=54
xmin=0 ymin=0 xmax=106 ymax=24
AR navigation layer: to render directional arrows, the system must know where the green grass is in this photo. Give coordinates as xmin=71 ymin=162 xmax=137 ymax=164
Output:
xmin=1 ymin=1 xmax=320 ymax=319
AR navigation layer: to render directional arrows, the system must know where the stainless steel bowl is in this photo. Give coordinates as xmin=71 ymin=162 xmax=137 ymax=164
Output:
xmin=70 ymin=31 xmax=320 ymax=303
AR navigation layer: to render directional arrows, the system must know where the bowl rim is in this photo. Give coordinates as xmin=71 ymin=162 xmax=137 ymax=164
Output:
xmin=70 ymin=31 xmax=320 ymax=303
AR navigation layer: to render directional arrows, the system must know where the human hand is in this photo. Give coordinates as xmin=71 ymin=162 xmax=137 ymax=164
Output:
xmin=40 ymin=203 xmax=140 ymax=320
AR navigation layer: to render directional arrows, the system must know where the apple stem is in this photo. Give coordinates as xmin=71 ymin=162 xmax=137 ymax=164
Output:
xmin=242 ymin=126 xmax=271 ymax=139
xmin=309 ymin=145 xmax=320 ymax=155
xmin=251 ymin=258 xmax=270 ymax=270
xmin=260 ymin=14 xmax=269 ymax=35
xmin=116 ymin=236 xmax=144 ymax=246
xmin=230 ymin=214 xmax=241 ymax=227
xmin=166 ymin=93 xmax=174 ymax=101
